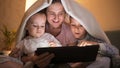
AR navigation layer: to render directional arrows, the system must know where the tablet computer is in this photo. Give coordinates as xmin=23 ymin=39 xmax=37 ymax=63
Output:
xmin=35 ymin=45 xmax=99 ymax=63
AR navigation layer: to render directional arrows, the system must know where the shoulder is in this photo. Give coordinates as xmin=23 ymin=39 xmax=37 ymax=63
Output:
xmin=40 ymin=33 xmax=56 ymax=41
xmin=86 ymin=34 xmax=105 ymax=43
xmin=16 ymin=39 xmax=24 ymax=48
xmin=62 ymin=23 xmax=71 ymax=29
xmin=16 ymin=36 xmax=30 ymax=47
xmin=62 ymin=23 xmax=74 ymax=36
xmin=43 ymin=33 xmax=54 ymax=37
xmin=61 ymin=23 xmax=72 ymax=34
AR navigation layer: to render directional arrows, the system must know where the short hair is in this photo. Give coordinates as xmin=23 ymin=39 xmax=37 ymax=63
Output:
xmin=27 ymin=12 xmax=45 ymax=25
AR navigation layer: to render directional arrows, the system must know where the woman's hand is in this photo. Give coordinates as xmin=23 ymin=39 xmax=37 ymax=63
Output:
xmin=33 ymin=52 xmax=55 ymax=68
xmin=9 ymin=48 xmax=20 ymax=58
xmin=77 ymin=40 xmax=98 ymax=47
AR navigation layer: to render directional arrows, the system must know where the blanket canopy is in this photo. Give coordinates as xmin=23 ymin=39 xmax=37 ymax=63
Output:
xmin=16 ymin=0 xmax=111 ymax=44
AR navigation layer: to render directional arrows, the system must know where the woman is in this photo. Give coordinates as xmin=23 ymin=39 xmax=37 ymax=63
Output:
xmin=1 ymin=0 xmax=119 ymax=68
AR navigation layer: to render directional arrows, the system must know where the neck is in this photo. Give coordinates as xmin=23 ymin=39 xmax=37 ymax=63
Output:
xmin=47 ymin=24 xmax=62 ymax=37
xmin=49 ymin=24 xmax=62 ymax=29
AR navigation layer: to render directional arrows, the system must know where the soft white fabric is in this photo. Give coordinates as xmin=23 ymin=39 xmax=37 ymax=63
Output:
xmin=16 ymin=33 xmax=61 ymax=55
xmin=16 ymin=0 xmax=110 ymax=44
xmin=16 ymin=0 xmax=52 ymax=43
xmin=62 ymin=0 xmax=110 ymax=44
xmin=87 ymin=57 xmax=110 ymax=68
xmin=0 ymin=55 xmax=23 ymax=65
xmin=16 ymin=33 xmax=61 ymax=68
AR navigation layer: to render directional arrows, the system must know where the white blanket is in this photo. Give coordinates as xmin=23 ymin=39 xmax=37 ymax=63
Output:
xmin=16 ymin=0 xmax=110 ymax=44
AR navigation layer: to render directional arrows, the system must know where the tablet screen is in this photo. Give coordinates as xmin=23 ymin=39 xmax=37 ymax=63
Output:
xmin=35 ymin=45 xmax=99 ymax=63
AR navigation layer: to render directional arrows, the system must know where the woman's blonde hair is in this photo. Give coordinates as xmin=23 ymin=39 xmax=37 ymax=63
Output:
xmin=64 ymin=13 xmax=71 ymax=24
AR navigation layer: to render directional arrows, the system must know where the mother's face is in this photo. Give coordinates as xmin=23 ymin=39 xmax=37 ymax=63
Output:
xmin=46 ymin=2 xmax=65 ymax=28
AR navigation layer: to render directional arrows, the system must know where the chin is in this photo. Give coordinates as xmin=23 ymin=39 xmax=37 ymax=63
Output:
xmin=53 ymin=26 xmax=60 ymax=29
xmin=75 ymin=36 xmax=80 ymax=39
xmin=74 ymin=35 xmax=80 ymax=39
xmin=35 ymin=35 xmax=42 ymax=38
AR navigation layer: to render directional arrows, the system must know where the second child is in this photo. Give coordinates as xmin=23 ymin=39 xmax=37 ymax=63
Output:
xmin=69 ymin=17 xmax=119 ymax=68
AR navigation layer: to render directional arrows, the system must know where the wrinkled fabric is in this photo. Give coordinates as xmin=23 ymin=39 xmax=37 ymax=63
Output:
xmin=16 ymin=0 xmax=110 ymax=45
xmin=0 ymin=55 xmax=23 ymax=65
xmin=14 ymin=0 xmax=119 ymax=68
xmin=16 ymin=33 xmax=61 ymax=55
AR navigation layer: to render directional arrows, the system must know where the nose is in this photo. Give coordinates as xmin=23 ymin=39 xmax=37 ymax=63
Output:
xmin=74 ymin=27 xmax=79 ymax=33
xmin=54 ymin=15 xmax=59 ymax=22
xmin=37 ymin=26 xmax=42 ymax=30
xmin=37 ymin=28 xmax=42 ymax=32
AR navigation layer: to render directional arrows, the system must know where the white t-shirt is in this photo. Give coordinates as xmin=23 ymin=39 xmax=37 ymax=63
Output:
xmin=16 ymin=33 xmax=62 ymax=56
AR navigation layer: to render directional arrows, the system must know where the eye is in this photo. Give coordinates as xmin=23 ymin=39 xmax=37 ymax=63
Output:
xmin=32 ymin=24 xmax=38 ymax=28
xmin=59 ymin=12 xmax=65 ymax=16
xmin=50 ymin=13 xmax=54 ymax=15
xmin=71 ymin=25 xmax=75 ymax=26
xmin=71 ymin=23 xmax=75 ymax=26
xmin=79 ymin=25 xmax=83 ymax=27
xmin=59 ymin=12 xmax=64 ymax=16
xmin=40 ymin=26 xmax=45 ymax=28
xmin=47 ymin=12 xmax=55 ymax=16
xmin=71 ymin=25 xmax=76 ymax=28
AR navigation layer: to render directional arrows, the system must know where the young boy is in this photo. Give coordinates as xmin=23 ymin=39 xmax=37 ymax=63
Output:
xmin=9 ymin=12 xmax=62 ymax=67
xmin=69 ymin=17 xmax=119 ymax=68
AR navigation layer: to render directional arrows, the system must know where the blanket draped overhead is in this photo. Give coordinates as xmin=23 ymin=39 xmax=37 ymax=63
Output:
xmin=16 ymin=0 xmax=111 ymax=44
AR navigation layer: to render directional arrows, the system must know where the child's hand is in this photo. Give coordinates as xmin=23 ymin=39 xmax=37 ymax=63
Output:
xmin=49 ymin=41 xmax=56 ymax=47
xmin=77 ymin=40 xmax=98 ymax=47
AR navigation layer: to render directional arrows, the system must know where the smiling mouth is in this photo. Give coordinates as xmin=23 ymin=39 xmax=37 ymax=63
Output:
xmin=53 ymin=22 xmax=59 ymax=23
xmin=53 ymin=21 xmax=59 ymax=23
xmin=75 ymin=33 xmax=80 ymax=34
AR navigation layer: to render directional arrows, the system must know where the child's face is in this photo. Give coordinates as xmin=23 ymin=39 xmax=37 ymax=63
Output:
xmin=26 ymin=13 xmax=46 ymax=38
xmin=70 ymin=18 xmax=86 ymax=39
